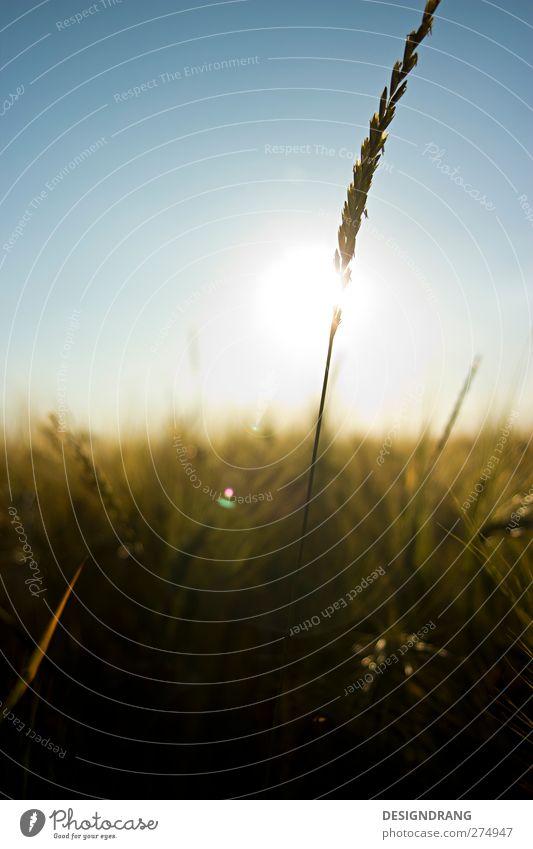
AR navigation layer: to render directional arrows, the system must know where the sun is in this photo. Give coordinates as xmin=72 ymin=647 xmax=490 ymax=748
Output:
xmin=257 ymin=244 xmax=342 ymax=355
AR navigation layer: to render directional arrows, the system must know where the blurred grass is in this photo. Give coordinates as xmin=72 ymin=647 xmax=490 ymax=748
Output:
xmin=0 ymin=416 xmax=531 ymax=798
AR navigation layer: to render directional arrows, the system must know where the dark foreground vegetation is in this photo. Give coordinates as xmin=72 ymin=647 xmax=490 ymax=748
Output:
xmin=0 ymin=416 xmax=531 ymax=798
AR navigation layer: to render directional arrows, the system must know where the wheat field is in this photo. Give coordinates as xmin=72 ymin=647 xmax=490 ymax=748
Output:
xmin=0 ymin=411 xmax=531 ymax=798
xmin=0 ymin=0 xmax=531 ymax=805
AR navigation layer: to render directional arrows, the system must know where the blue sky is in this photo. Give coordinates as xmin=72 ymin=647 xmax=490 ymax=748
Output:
xmin=1 ymin=0 xmax=532 ymax=436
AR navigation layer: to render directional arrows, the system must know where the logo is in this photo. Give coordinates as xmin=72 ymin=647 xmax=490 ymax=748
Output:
xmin=20 ymin=810 xmax=46 ymax=837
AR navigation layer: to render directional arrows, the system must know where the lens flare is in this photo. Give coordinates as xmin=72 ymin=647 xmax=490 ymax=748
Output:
xmin=217 ymin=487 xmax=236 ymax=509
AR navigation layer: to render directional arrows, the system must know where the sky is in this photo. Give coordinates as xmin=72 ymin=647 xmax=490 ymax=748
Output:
xmin=1 ymin=0 xmax=532 ymax=438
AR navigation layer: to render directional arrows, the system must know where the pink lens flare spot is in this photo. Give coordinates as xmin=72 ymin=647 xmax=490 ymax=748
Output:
xmin=224 ymin=487 xmax=234 ymax=498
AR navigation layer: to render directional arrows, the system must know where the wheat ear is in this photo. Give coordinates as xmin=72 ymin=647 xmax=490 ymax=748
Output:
xmin=297 ymin=0 xmax=443 ymax=575
xmin=267 ymin=0 xmax=443 ymax=788
xmin=335 ymin=0 xmax=442 ymax=296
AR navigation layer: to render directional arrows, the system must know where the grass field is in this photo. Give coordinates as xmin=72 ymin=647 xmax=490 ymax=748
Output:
xmin=1 ymin=0 xmax=530 ymax=805
xmin=1 ymin=412 xmax=531 ymax=798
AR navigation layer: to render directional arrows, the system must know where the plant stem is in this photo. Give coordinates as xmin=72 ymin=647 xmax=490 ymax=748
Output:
xmin=264 ymin=308 xmax=340 ymax=790
xmin=295 ymin=308 xmax=340 ymax=576
xmin=403 ymin=356 xmax=480 ymax=573
xmin=264 ymin=0 xmax=442 ymax=791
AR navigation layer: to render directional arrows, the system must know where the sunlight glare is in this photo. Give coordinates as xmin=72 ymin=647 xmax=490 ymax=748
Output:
xmin=258 ymin=245 xmax=342 ymax=355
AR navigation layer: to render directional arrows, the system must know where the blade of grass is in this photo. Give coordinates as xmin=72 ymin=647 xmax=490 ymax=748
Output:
xmin=404 ymin=356 xmax=481 ymax=571
xmin=431 ymin=355 xmax=481 ymax=465
xmin=0 ymin=560 xmax=84 ymax=719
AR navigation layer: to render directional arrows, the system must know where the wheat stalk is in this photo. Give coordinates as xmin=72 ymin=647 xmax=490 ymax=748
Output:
xmin=297 ymin=0 xmax=442 ymax=581
xmin=268 ymin=0 xmax=443 ymax=786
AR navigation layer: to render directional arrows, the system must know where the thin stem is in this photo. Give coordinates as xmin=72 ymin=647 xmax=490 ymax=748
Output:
xmin=295 ymin=308 xmax=340 ymax=577
xmin=264 ymin=308 xmax=339 ymax=790
xmin=431 ymin=355 xmax=480 ymax=464
xmin=404 ymin=355 xmax=480 ymax=572
xmin=263 ymin=0 xmax=442 ymax=791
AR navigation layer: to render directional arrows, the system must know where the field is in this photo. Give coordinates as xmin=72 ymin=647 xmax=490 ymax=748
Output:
xmin=0 ymin=413 xmax=531 ymax=798
xmin=0 ymin=0 xmax=531 ymax=807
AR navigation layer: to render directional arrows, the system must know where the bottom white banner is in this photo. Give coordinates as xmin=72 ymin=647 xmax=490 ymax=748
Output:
xmin=0 ymin=799 xmax=530 ymax=848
